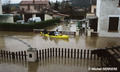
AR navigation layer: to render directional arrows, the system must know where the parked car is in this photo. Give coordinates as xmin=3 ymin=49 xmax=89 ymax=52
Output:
xmin=28 ymin=17 xmax=41 ymax=24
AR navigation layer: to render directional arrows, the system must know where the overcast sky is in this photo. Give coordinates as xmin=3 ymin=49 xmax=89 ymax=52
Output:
xmin=1 ymin=0 xmax=62 ymax=4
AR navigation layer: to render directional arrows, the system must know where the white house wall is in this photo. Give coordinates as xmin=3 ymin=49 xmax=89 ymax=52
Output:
xmin=0 ymin=0 xmax=2 ymax=14
xmin=96 ymin=0 xmax=101 ymax=17
xmin=20 ymin=5 xmax=28 ymax=12
xmin=91 ymin=5 xmax=96 ymax=13
xmin=97 ymin=0 xmax=120 ymax=37
xmin=45 ymin=14 xmax=53 ymax=20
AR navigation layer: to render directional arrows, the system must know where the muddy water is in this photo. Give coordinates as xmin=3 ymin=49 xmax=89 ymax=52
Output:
xmin=0 ymin=31 xmax=120 ymax=52
xmin=0 ymin=57 xmax=101 ymax=72
xmin=0 ymin=23 xmax=119 ymax=72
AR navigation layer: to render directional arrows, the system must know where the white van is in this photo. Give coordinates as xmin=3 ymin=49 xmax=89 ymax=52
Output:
xmin=28 ymin=17 xmax=41 ymax=24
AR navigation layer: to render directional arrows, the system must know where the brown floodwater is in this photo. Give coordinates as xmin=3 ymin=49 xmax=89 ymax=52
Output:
xmin=0 ymin=57 xmax=101 ymax=72
xmin=0 ymin=31 xmax=120 ymax=52
xmin=0 ymin=22 xmax=119 ymax=72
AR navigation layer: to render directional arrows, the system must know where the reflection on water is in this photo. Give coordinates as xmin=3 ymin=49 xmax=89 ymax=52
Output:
xmin=0 ymin=57 xmax=101 ymax=72
xmin=0 ymin=36 xmax=5 ymax=49
xmin=86 ymin=36 xmax=120 ymax=49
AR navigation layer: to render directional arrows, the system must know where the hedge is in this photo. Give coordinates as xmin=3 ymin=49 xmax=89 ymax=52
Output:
xmin=0 ymin=18 xmax=60 ymax=32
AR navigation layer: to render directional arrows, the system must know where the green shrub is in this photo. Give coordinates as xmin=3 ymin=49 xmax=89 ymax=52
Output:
xmin=0 ymin=18 xmax=60 ymax=32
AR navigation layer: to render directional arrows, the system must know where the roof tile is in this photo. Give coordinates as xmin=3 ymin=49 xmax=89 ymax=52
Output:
xmin=20 ymin=1 xmax=49 ymax=5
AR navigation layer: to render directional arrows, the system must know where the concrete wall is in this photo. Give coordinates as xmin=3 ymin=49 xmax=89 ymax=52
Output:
xmin=45 ymin=14 xmax=53 ymax=20
xmin=91 ymin=5 xmax=96 ymax=13
xmin=0 ymin=0 xmax=13 ymax=23
xmin=0 ymin=14 xmax=14 ymax=23
xmin=97 ymin=0 xmax=120 ymax=37
xmin=0 ymin=0 xmax=2 ymax=14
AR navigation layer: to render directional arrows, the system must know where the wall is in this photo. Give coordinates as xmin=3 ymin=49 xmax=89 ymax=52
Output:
xmin=97 ymin=0 xmax=120 ymax=37
xmin=0 ymin=0 xmax=2 ymax=14
xmin=91 ymin=5 xmax=96 ymax=13
xmin=45 ymin=14 xmax=52 ymax=20
xmin=0 ymin=14 xmax=14 ymax=23
xmin=20 ymin=5 xmax=48 ymax=13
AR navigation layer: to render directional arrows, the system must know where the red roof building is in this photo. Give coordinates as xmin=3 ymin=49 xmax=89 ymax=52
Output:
xmin=19 ymin=0 xmax=50 ymax=22
xmin=20 ymin=0 xmax=49 ymax=5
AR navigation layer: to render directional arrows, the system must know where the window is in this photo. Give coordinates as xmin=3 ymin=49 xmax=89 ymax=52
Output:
xmin=108 ymin=17 xmax=119 ymax=32
xmin=29 ymin=54 xmax=32 ymax=58
xmin=34 ymin=5 xmax=40 ymax=10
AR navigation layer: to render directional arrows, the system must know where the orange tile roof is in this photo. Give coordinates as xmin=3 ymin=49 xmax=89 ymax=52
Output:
xmin=20 ymin=1 xmax=49 ymax=5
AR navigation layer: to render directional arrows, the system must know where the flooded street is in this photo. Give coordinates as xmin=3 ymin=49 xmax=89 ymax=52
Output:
xmin=0 ymin=57 xmax=101 ymax=72
xmin=0 ymin=23 xmax=120 ymax=72
xmin=0 ymin=31 xmax=120 ymax=52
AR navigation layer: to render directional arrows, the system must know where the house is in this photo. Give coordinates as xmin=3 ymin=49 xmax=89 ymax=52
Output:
xmin=19 ymin=0 xmax=50 ymax=22
xmin=96 ymin=0 xmax=120 ymax=37
xmin=0 ymin=0 xmax=13 ymax=23
xmin=45 ymin=9 xmax=69 ymax=21
xmin=86 ymin=0 xmax=97 ymax=33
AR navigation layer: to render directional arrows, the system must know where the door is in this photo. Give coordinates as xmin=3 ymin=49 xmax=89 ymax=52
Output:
xmin=89 ymin=18 xmax=98 ymax=31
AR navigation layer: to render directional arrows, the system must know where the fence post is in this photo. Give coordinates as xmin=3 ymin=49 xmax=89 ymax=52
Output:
xmin=42 ymin=49 xmax=44 ymax=59
xmin=77 ymin=49 xmax=79 ymax=58
xmin=50 ymin=48 xmax=52 ymax=57
xmin=9 ymin=52 xmax=11 ymax=59
xmin=87 ymin=50 xmax=89 ymax=59
xmin=80 ymin=49 xmax=82 ymax=59
xmin=65 ymin=48 xmax=66 ymax=58
xmin=21 ymin=51 xmax=23 ymax=60
xmin=74 ymin=49 xmax=76 ymax=58
xmin=6 ymin=51 xmax=8 ymax=59
xmin=90 ymin=51 xmax=93 ymax=59
xmin=68 ymin=49 xmax=69 ymax=58
xmin=39 ymin=50 xmax=41 ymax=60
xmin=71 ymin=49 xmax=73 ymax=58
xmin=53 ymin=48 xmax=54 ymax=57
xmin=19 ymin=51 xmax=21 ymax=60
xmin=56 ymin=48 xmax=57 ymax=57
xmin=3 ymin=50 xmax=5 ymax=58
xmin=36 ymin=50 xmax=38 ymax=60
xmin=12 ymin=52 xmax=15 ymax=59
xmin=16 ymin=52 xmax=18 ymax=60
xmin=45 ymin=49 xmax=46 ymax=58
xmin=59 ymin=48 xmax=60 ymax=57
xmin=24 ymin=51 xmax=26 ymax=60
xmin=48 ymin=48 xmax=49 ymax=58
xmin=62 ymin=48 xmax=63 ymax=57
xmin=84 ymin=50 xmax=86 ymax=59
xmin=1 ymin=50 xmax=3 ymax=58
